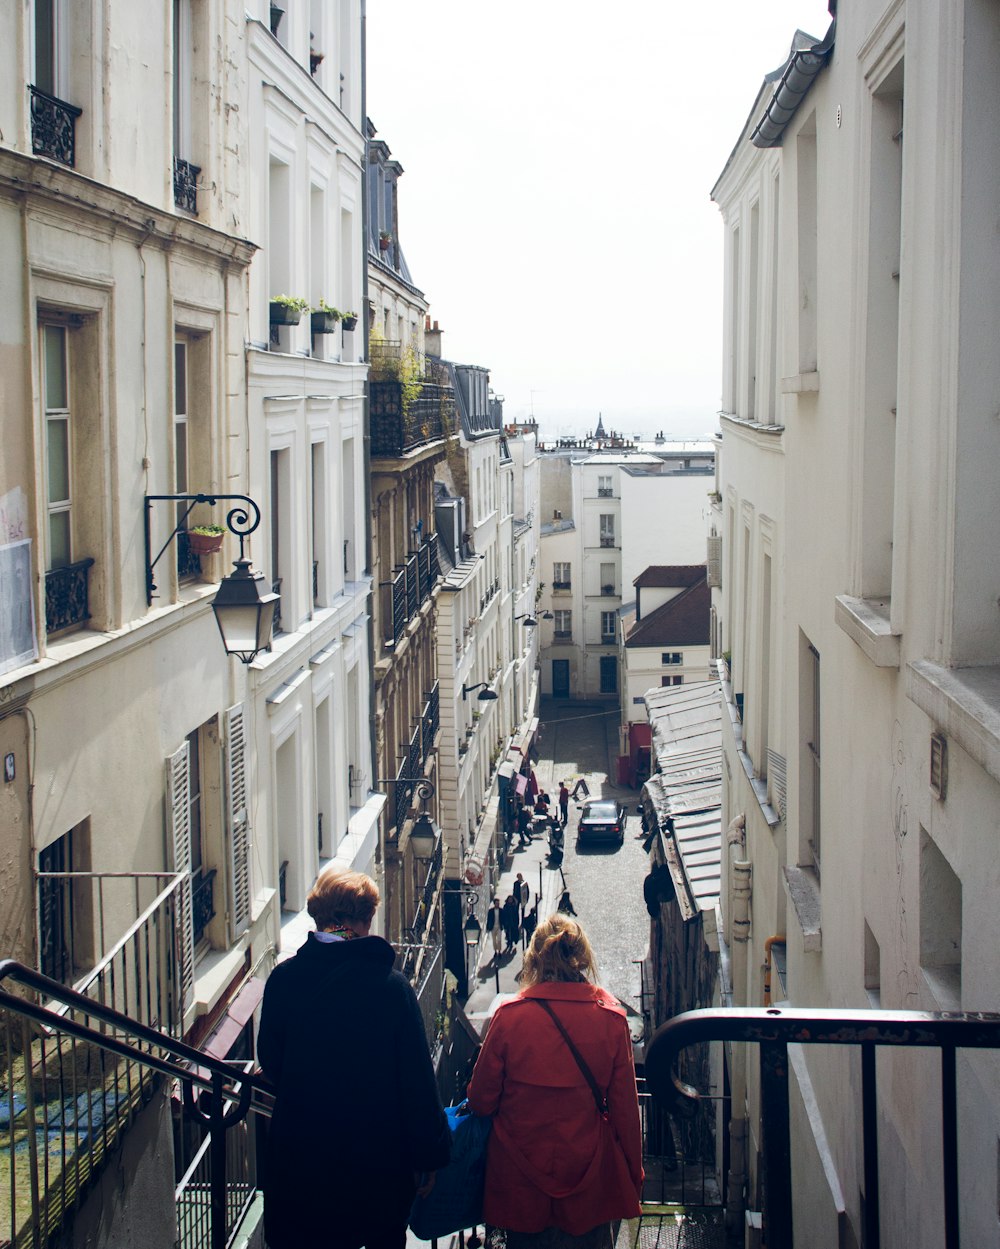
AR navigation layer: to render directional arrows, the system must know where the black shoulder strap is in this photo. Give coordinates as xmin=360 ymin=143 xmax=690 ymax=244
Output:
xmin=530 ymin=997 xmax=609 ymax=1119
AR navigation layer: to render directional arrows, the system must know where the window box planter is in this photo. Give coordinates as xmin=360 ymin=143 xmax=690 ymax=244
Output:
xmin=269 ymin=299 xmax=306 ymax=326
xmin=342 ymin=314 xmax=358 ymax=332
xmin=311 ymin=310 xmax=341 ymax=334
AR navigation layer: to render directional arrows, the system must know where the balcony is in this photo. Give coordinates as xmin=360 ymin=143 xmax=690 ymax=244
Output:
xmin=382 ymin=535 xmax=441 ymax=648
xmin=599 ymin=536 xmax=616 ymax=548
xmin=369 ymin=353 xmax=457 ymax=456
xmin=45 ymin=557 xmax=95 ymax=634
xmin=29 ymin=86 xmax=81 ymax=167
xmin=421 ymin=682 xmax=440 ymax=762
xmin=554 ymin=630 xmax=572 ymax=641
xmin=173 ymin=157 xmax=200 ymax=215
xmin=597 ymin=487 xmax=614 ymax=498
xmin=552 ymin=580 xmax=571 ymax=593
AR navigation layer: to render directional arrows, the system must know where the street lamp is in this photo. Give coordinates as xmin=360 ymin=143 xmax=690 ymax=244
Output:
xmin=462 ymin=682 xmax=498 ymax=701
xmin=515 ymin=614 xmax=538 ymax=627
xmin=463 ymin=908 xmax=482 ymax=945
xmin=372 ymin=777 xmax=437 ymax=854
xmin=144 ymin=493 xmax=279 ymax=664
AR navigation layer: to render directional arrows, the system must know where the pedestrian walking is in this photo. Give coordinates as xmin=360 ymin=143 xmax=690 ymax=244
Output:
xmin=517 ymin=803 xmax=532 ymax=847
xmin=558 ymin=781 xmax=570 ymax=826
xmin=486 ymin=897 xmax=503 ymax=961
xmin=514 ymin=872 xmax=530 ymax=915
xmin=521 ymin=903 xmax=538 ymax=943
xmin=257 ymin=869 xmax=449 ymax=1249
xmin=466 ymin=914 xmax=643 ymax=1246
xmin=501 ymin=894 xmax=520 ymax=952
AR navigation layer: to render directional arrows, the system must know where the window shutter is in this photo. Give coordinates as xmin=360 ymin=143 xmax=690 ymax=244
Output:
xmin=225 ymin=704 xmax=251 ymax=940
xmin=165 ymin=742 xmax=195 ymax=1015
xmin=707 ymin=535 xmax=722 ymax=588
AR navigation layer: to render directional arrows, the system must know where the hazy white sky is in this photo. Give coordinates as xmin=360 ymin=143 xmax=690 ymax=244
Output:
xmin=366 ymin=1 xmax=833 ymax=442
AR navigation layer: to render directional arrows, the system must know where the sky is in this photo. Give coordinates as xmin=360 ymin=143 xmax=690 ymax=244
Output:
xmin=366 ymin=1 xmax=833 ymax=444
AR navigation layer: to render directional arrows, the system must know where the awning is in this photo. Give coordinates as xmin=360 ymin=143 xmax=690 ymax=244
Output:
xmin=201 ymin=976 xmax=265 ymax=1059
xmin=642 ymin=681 xmax=723 ymax=924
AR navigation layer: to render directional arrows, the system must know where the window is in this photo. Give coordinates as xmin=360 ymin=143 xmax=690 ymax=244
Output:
xmin=796 ymin=116 xmax=818 ymax=375
xmin=599 ymin=515 xmax=615 ymax=547
xmin=41 ymin=321 xmax=96 ymax=635
xmin=174 ymin=342 xmax=199 ymax=581
xmin=553 ymin=562 xmax=571 ymax=591
xmin=864 ymin=920 xmax=881 ymax=1007
xmin=919 ymin=829 xmax=961 ymax=1008
xmin=172 ymin=0 xmax=199 ymax=213
xmin=554 ymin=610 xmax=572 ymax=640
xmin=597 ymin=474 xmax=613 ymax=498
xmin=599 ymin=655 xmax=617 ymax=694
xmin=270 ymin=447 xmax=291 ymax=634
xmin=38 ymin=822 xmax=92 ymax=984
xmin=661 ymin=652 xmax=682 ymax=665
xmin=661 ymin=675 xmax=683 ymax=687
xmin=600 ymin=562 xmax=615 ymax=595
xmin=800 ymin=635 xmax=821 ymax=872
xmin=31 ymin=0 xmax=83 ymax=167
xmin=600 ymin=611 xmax=616 ymax=642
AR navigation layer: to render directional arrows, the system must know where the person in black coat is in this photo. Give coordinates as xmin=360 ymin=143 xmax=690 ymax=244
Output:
xmin=500 ymin=894 xmax=520 ymax=952
xmin=257 ymin=869 xmax=450 ymax=1249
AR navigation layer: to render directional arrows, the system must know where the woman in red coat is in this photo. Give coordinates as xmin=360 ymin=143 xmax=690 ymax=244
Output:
xmin=466 ymin=914 xmax=643 ymax=1247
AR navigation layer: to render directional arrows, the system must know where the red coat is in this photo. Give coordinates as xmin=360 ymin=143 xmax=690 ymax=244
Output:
xmin=466 ymin=982 xmax=643 ymax=1234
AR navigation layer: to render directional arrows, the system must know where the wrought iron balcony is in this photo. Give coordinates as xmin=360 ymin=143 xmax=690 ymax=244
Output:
xmin=552 ymin=580 xmax=571 ymax=592
xmin=405 ymin=552 xmax=419 ymax=618
xmin=382 ymin=537 xmax=441 ymax=647
xmin=370 ymin=380 xmax=456 ymax=457
xmin=597 ymin=487 xmax=614 ymax=497
xmin=45 ymin=557 xmax=95 ymax=634
xmin=600 ymin=535 xmax=616 ymax=547
xmin=173 ymin=156 xmax=200 ymax=215
xmin=29 ymin=86 xmax=82 ymax=167
xmin=421 ymin=681 xmax=440 ymax=762
xmin=191 ymin=868 xmax=216 ymax=945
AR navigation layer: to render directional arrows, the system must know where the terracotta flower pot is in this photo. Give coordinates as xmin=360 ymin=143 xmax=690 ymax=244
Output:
xmin=187 ymin=530 xmax=224 ymax=556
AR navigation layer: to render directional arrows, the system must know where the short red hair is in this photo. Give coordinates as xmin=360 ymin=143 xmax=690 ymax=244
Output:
xmin=307 ymin=869 xmax=380 ymax=931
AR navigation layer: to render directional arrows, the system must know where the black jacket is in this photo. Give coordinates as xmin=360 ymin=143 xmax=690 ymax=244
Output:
xmin=257 ymin=933 xmax=450 ymax=1247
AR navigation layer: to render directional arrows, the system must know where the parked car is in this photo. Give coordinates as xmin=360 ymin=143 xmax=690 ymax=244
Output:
xmin=576 ymin=798 xmax=626 ymax=846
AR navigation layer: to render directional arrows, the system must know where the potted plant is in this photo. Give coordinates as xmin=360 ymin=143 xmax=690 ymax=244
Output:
xmin=187 ymin=524 xmax=225 ymax=556
xmin=310 ymin=301 xmax=341 ymax=334
xmin=342 ymin=311 xmax=358 ymax=331
xmin=269 ymin=294 xmax=309 ymax=326
xmin=379 ymin=231 xmax=392 ymax=251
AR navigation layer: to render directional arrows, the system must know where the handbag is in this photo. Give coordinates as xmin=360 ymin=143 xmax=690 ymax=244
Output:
xmin=408 ymin=1099 xmax=492 ymax=1239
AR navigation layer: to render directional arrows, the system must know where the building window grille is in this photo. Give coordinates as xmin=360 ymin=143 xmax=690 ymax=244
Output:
xmin=30 ymin=85 xmax=81 ymax=167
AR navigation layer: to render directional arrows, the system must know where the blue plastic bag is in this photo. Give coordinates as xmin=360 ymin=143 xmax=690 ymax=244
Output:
xmin=409 ymin=1100 xmax=491 ymax=1239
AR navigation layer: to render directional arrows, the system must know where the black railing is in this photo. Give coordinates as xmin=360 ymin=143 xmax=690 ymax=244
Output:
xmin=177 ymin=529 xmax=203 ymax=580
xmin=173 ymin=156 xmax=201 ymax=215
xmin=391 ymin=755 xmax=414 ymax=841
xmin=29 ymin=85 xmax=81 ymax=166
xmin=645 ymin=1005 xmax=1000 ymax=1249
xmin=0 ymin=959 xmax=271 ymax=1249
xmin=45 ymin=557 xmax=95 ymax=634
xmin=421 ymin=682 xmax=440 ymax=762
xmin=597 ymin=487 xmax=614 ymax=497
xmin=369 ymin=381 xmax=456 ymax=457
xmin=552 ymin=580 xmax=571 ymax=591
xmin=192 ymin=868 xmax=216 ymax=945
xmin=383 ymin=538 xmax=440 ymax=648
xmin=405 ymin=553 xmax=419 ymax=619
xmin=405 ymin=724 xmax=422 ymax=790
xmin=278 ymin=860 xmax=288 ymax=909
xmin=271 ymin=577 xmax=282 ymax=635
xmin=313 ymin=559 xmax=319 ymax=605
xmin=600 ymin=535 xmax=616 ymax=547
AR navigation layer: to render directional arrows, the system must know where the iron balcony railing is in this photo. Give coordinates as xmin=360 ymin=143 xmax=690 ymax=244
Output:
xmin=405 ymin=553 xmax=419 ymax=619
xmin=390 ymin=753 xmax=415 ymax=841
xmin=421 ymin=682 xmax=440 ymax=763
xmin=45 ymin=557 xmax=95 ymax=634
xmin=597 ymin=487 xmax=614 ymax=497
xmin=599 ymin=535 xmax=616 ymax=547
xmin=0 ymin=959 xmax=273 ymax=1249
xmin=382 ymin=537 xmax=441 ymax=648
xmin=173 ymin=156 xmax=200 ymax=215
xmin=369 ymin=379 xmax=456 ymax=458
xmin=29 ymin=85 xmax=81 ymax=166
xmin=644 ymin=1005 xmax=1000 ymax=1249
xmin=271 ymin=577 xmax=282 ymax=636
xmin=192 ymin=868 xmax=217 ymax=946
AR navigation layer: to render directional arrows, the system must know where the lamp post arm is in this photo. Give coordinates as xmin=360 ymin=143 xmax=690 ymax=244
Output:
xmin=144 ymin=493 xmax=262 ymax=605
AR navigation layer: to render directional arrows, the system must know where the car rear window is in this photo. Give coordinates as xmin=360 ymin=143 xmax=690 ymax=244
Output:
xmin=585 ymin=802 xmax=617 ymax=820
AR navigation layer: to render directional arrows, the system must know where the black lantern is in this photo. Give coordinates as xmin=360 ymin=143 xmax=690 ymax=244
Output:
xmin=463 ymin=910 xmax=482 ymax=945
xmin=462 ymin=681 xmax=498 ymax=702
xmin=211 ymin=558 xmax=280 ymax=664
xmin=408 ymin=810 xmax=438 ymax=859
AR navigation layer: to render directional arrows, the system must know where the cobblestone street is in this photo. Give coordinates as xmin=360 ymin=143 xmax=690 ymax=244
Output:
xmin=466 ymin=698 xmax=650 ymax=1043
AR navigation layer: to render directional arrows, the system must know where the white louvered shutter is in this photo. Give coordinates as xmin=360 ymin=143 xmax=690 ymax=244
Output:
xmin=707 ymin=535 xmax=722 ymax=588
xmin=225 ymin=704 xmax=251 ymax=940
xmin=165 ymin=742 xmax=195 ymax=1016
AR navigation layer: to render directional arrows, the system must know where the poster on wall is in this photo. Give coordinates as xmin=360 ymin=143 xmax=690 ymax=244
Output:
xmin=0 ymin=540 xmax=37 ymax=678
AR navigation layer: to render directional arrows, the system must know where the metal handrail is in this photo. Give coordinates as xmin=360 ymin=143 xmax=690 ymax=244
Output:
xmin=645 ymin=1005 xmax=1000 ymax=1249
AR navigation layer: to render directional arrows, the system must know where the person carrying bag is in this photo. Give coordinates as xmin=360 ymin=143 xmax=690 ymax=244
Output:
xmin=466 ymin=915 xmax=643 ymax=1249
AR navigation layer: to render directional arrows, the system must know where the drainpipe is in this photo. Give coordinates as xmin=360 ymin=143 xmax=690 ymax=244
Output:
xmin=726 ymin=813 xmax=750 ymax=1239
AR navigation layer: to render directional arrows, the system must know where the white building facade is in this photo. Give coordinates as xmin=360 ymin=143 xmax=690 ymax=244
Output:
xmin=712 ymin=3 xmax=1000 ymax=1244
